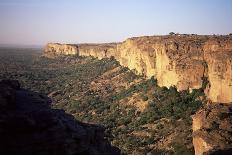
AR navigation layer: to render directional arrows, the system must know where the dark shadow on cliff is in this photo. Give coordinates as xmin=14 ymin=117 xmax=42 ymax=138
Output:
xmin=208 ymin=149 xmax=232 ymax=155
xmin=0 ymin=80 xmax=120 ymax=155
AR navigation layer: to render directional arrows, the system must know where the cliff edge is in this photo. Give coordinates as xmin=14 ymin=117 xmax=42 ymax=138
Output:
xmin=44 ymin=35 xmax=232 ymax=104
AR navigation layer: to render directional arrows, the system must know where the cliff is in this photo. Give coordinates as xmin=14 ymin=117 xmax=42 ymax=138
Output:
xmin=44 ymin=35 xmax=232 ymax=104
xmin=117 ymin=36 xmax=157 ymax=77
xmin=204 ymin=38 xmax=232 ymax=103
xmin=44 ymin=43 xmax=78 ymax=57
xmin=78 ymin=43 xmax=118 ymax=59
xmin=0 ymin=80 xmax=120 ymax=155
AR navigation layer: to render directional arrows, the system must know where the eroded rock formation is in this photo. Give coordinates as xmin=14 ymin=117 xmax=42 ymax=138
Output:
xmin=192 ymin=104 xmax=232 ymax=155
xmin=78 ymin=43 xmax=118 ymax=59
xmin=44 ymin=35 xmax=232 ymax=104
xmin=204 ymin=38 xmax=232 ymax=103
xmin=44 ymin=43 xmax=78 ymax=57
xmin=0 ymin=80 xmax=120 ymax=155
xmin=117 ymin=36 xmax=157 ymax=77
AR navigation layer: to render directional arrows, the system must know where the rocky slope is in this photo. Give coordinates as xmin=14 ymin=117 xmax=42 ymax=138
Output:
xmin=0 ymin=80 xmax=120 ymax=155
xmin=44 ymin=35 xmax=232 ymax=104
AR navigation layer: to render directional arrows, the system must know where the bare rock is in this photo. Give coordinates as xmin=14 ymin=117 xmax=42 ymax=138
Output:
xmin=192 ymin=104 xmax=232 ymax=155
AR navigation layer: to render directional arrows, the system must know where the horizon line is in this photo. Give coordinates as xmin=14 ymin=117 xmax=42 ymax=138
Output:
xmin=1 ymin=33 xmax=232 ymax=48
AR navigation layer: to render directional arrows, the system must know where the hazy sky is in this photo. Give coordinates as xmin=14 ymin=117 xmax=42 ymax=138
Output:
xmin=0 ymin=0 xmax=232 ymax=46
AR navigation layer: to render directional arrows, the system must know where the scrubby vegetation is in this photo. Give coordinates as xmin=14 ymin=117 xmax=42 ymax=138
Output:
xmin=0 ymin=48 xmax=205 ymax=154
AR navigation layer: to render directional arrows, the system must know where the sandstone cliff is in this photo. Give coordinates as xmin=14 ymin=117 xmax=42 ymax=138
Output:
xmin=44 ymin=35 xmax=232 ymax=104
xmin=78 ymin=43 xmax=118 ymax=59
xmin=204 ymin=38 xmax=232 ymax=103
xmin=117 ymin=36 xmax=157 ymax=77
xmin=44 ymin=43 xmax=78 ymax=57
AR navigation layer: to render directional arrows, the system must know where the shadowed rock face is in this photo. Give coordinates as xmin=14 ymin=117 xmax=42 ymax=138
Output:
xmin=0 ymin=80 xmax=120 ymax=155
xmin=192 ymin=104 xmax=232 ymax=155
xmin=44 ymin=35 xmax=232 ymax=104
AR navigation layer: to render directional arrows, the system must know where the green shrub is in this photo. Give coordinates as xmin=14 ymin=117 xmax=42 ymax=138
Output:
xmin=141 ymin=94 xmax=149 ymax=101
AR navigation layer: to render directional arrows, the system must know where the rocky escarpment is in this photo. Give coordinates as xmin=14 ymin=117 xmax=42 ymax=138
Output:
xmin=0 ymin=80 xmax=120 ymax=155
xmin=204 ymin=38 xmax=232 ymax=103
xmin=78 ymin=43 xmax=118 ymax=59
xmin=44 ymin=43 xmax=78 ymax=57
xmin=117 ymin=36 xmax=157 ymax=77
xmin=44 ymin=35 xmax=232 ymax=104
xmin=192 ymin=104 xmax=232 ymax=155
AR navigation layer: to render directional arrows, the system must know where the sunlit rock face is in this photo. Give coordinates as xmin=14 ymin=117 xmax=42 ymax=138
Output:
xmin=44 ymin=35 xmax=232 ymax=103
xmin=78 ymin=43 xmax=118 ymax=60
xmin=203 ymin=38 xmax=232 ymax=103
xmin=192 ymin=104 xmax=232 ymax=155
xmin=117 ymin=36 xmax=157 ymax=78
xmin=44 ymin=43 xmax=78 ymax=57
xmin=154 ymin=36 xmax=206 ymax=91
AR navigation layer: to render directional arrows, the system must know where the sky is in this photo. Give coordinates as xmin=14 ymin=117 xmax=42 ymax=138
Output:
xmin=0 ymin=0 xmax=232 ymax=46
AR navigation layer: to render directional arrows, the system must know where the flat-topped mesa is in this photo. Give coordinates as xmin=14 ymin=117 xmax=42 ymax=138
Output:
xmin=44 ymin=35 xmax=232 ymax=104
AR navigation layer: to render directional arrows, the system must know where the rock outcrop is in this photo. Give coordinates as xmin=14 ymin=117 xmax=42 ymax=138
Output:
xmin=192 ymin=104 xmax=232 ymax=155
xmin=78 ymin=43 xmax=118 ymax=59
xmin=44 ymin=43 xmax=78 ymax=57
xmin=0 ymin=80 xmax=120 ymax=155
xmin=117 ymin=36 xmax=157 ymax=77
xmin=44 ymin=35 xmax=232 ymax=104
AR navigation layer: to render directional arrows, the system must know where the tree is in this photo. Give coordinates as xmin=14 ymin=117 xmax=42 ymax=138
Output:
xmin=169 ymin=32 xmax=175 ymax=35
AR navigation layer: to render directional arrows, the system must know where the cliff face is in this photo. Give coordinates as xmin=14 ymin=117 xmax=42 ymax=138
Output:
xmin=78 ymin=43 xmax=118 ymax=59
xmin=44 ymin=43 xmax=78 ymax=57
xmin=154 ymin=36 xmax=206 ymax=91
xmin=204 ymin=39 xmax=232 ymax=103
xmin=44 ymin=35 xmax=232 ymax=104
xmin=117 ymin=37 xmax=157 ymax=77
